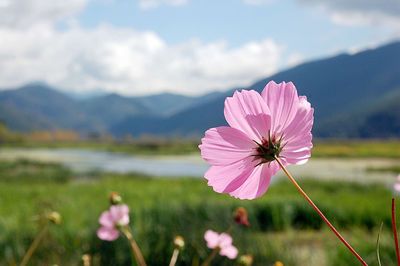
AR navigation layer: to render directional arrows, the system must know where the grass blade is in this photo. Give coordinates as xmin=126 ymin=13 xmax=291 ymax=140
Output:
xmin=376 ymin=222 xmax=383 ymax=266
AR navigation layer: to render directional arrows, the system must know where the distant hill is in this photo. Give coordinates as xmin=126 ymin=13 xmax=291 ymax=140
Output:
xmin=0 ymin=84 xmax=89 ymax=131
xmin=136 ymin=91 xmax=223 ymax=116
xmin=135 ymin=93 xmax=196 ymax=116
xmin=82 ymin=93 xmax=154 ymax=132
xmin=317 ymin=88 xmax=400 ymax=138
xmin=112 ymin=41 xmax=400 ymax=138
xmin=1 ymin=41 xmax=399 ymax=138
xmin=0 ymin=83 xmax=221 ymax=134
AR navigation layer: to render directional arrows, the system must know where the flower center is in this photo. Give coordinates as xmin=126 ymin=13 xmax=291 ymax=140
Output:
xmin=252 ymin=133 xmax=284 ymax=165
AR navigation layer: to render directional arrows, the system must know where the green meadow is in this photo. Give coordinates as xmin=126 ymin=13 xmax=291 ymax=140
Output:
xmin=0 ymin=159 xmax=398 ymax=265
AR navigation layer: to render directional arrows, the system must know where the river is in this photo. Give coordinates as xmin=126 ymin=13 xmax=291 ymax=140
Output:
xmin=0 ymin=148 xmax=398 ymax=184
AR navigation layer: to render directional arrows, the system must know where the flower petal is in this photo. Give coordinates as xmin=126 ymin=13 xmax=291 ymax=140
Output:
xmin=199 ymin=126 xmax=254 ymax=166
xmin=224 ymin=90 xmax=271 ymax=141
xmin=261 ymin=81 xmax=299 ymax=134
xmin=219 ymin=233 xmax=233 ymax=248
xmin=281 ymin=149 xmax=311 ymax=165
xmin=281 ymin=96 xmax=314 ymax=165
xmin=99 ymin=211 xmax=114 ymax=228
xmin=205 ymin=157 xmax=257 ymax=194
xmin=204 ymin=230 xmax=220 ymax=249
xmin=109 ymin=204 xmax=130 ymax=226
xmin=283 ymin=96 xmax=313 ymax=143
xmin=229 ymin=162 xmax=279 ymax=200
xmin=97 ymin=226 xmax=120 ymax=241
xmin=220 ymin=245 xmax=238 ymax=259
xmin=244 ymin=113 xmax=272 ymax=141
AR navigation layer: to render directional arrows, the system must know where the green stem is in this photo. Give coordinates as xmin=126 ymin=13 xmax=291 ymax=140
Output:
xmin=121 ymin=226 xmax=147 ymax=266
xmin=201 ymin=248 xmax=219 ymax=266
xmin=20 ymin=223 xmax=49 ymax=266
xmin=376 ymin=222 xmax=383 ymax=266
xmin=225 ymin=225 xmax=233 ymax=234
xmin=275 ymin=157 xmax=368 ymax=266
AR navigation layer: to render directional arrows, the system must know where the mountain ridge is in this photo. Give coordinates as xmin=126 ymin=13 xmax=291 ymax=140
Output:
xmin=1 ymin=41 xmax=399 ymax=138
xmin=112 ymin=41 xmax=400 ymax=138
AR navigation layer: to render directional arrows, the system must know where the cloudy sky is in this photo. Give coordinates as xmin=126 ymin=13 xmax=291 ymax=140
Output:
xmin=0 ymin=0 xmax=399 ymax=96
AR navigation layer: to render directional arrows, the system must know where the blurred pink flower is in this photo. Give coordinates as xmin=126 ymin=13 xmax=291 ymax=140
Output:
xmin=97 ymin=204 xmax=130 ymax=241
xmin=204 ymin=230 xmax=238 ymax=259
xmin=395 ymin=175 xmax=400 ymax=192
xmin=199 ymin=81 xmax=314 ymax=199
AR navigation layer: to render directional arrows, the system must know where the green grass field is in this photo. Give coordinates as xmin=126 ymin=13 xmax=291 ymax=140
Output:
xmin=0 ymin=160 xmax=398 ymax=265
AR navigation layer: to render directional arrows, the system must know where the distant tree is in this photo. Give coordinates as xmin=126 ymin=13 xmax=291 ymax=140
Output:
xmin=0 ymin=122 xmax=22 ymax=142
xmin=0 ymin=122 xmax=9 ymax=142
xmin=53 ymin=130 xmax=80 ymax=142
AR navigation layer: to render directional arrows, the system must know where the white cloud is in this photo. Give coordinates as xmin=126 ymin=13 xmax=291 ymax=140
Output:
xmin=244 ymin=0 xmax=400 ymax=29
xmin=138 ymin=0 xmax=188 ymax=10
xmin=0 ymin=0 xmax=88 ymax=28
xmin=298 ymin=0 xmax=400 ymax=29
xmin=286 ymin=53 xmax=304 ymax=67
xmin=330 ymin=10 xmax=400 ymax=29
xmin=0 ymin=0 xmax=284 ymax=96
xmin=0 ymin=22 xmax=282 ymax=96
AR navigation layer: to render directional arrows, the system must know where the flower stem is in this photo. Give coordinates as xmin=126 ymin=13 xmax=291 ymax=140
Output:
xmin=391 ymin=198 xmax=400 ymax=266
xmin=82 ymin=254 xmax=92 ymax=266
xmin=169 ymin=248 xmax=180 ymax=266
xmin=376 ymin=222 xmax=383 ymax=266
xmin=274 ymin=157 xmax=367 ymax=266
xmin=20 ymin=223 xmax=49 ymax=266
xmin=225 ymin=225 xmax=233 ymax=234
xmin=201 ymin=248 xmax=219 ymax=266
xmin=121 ymin=226 xmax=147 ymax=266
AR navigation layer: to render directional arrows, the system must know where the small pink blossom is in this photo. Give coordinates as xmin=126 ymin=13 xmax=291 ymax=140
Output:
xmin=97 ymin=204 xmax=130 ymax=241
xmin=199 ymin=81 xmax=314 ymax=199
xmin=204 ymin=230 xmax=238 ymax=259
xmin=394 ymin=175 xmax=400 ymax=192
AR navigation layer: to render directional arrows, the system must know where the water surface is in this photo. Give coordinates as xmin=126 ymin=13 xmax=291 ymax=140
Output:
xmin=0 ymin=148 xmax=398 ymax=184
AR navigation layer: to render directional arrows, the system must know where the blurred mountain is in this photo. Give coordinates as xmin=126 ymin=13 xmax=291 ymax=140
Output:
xmin=1 ymin=41 xmax=399 ymax=138
xmin=136 ymin=93 xmax=196 ymax=116
xmin=136 ymin=91 xmax=223 ymax=116
xmin=0 ymin=83 xmax=221 ymax=134
xmin=0 ymin=84 xmax=91 ymax=132
xmin=112 ymin=41 xmax=400 ymax=138
xmin=317 ymin=88 xmax=400 ymax=138
xmin=82 ymin=93 xmax=154 ymax=132
xmin=66 ymin=89 xmax=109 ymax=100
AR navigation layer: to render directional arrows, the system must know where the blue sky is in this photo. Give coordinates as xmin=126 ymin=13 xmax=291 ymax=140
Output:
xmin=0 ymin=0 xmax=398 ymax=95
xmin=78 ymin=0 xmax=381 ymax=57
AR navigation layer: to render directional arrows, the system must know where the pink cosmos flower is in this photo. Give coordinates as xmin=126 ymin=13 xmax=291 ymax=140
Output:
xmin=204 ymin=230 xmax=238 ymax=259
xmin=394 ymin=175 xmax=400 ymax=192
xmin=199 ymin=81 xmax=314 ymax=200
xmin=97 ymin=204 xmax=130 ymax=241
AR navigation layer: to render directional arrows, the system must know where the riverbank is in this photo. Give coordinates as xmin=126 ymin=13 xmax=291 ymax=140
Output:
xmin=0 ymin=148 xmax=398 ymax=183
xmin=2 ymin=139 xmax=400 ymax=158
